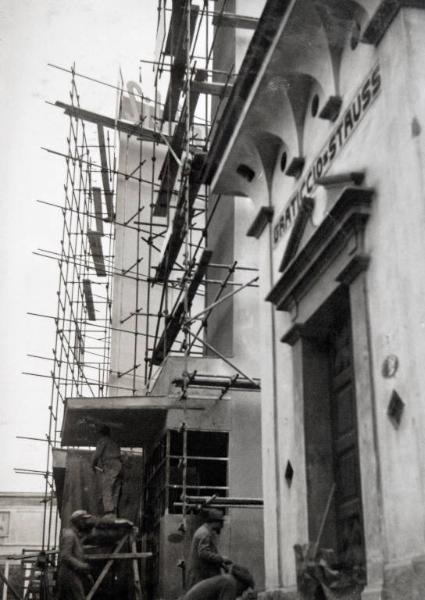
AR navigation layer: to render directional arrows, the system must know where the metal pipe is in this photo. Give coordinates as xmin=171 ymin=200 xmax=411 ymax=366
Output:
xmin=186 ymin=275 xmax=259 ymax=324
xmin=185 ymin=329 xmax=258 ymax=387
xmin=182 ymin=496 xmax=263 ymax=506
xmin=174 ymin=502 xmax=262 ymax=509
xmin=173 ymin=374 xmax=260 ymax=390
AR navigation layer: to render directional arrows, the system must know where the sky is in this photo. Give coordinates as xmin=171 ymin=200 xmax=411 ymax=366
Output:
xmin=0 ymin=0 xmax=158 ymax=492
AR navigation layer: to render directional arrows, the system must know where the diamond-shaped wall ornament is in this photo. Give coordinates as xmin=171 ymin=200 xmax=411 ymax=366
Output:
xmin=285 ymin=460 xmax=294 ymax=487
xmin=387 ymin=390 xmax=405 ymax=428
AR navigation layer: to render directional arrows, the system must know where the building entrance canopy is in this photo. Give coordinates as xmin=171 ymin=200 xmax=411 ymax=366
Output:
xmin=61 ymin=395 xmax=203 ymax=448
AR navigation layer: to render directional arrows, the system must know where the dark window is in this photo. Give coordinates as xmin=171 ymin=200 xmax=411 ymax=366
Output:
xmin=144 ymin=430 xmax=229 ymax=522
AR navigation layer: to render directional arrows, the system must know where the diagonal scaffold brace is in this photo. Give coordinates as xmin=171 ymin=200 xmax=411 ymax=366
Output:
xmin=0 ymin=570 xmax=21 ymax=600
xmin=86 ymin=535 xmax=128 ymax=600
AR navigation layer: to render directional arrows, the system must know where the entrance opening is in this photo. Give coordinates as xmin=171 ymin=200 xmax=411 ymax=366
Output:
xmin=302 ymin=288 xmax=366 ymax=578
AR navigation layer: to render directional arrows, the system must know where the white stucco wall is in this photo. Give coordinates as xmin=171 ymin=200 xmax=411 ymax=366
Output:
xmin=213 ymin=3 xmax=425 ymax=595
xmin=0 ymin=493 xmax=57 ymax=556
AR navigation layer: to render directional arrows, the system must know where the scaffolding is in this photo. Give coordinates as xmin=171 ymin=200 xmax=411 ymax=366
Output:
xmin=21 ymin=0 xmax=263 ymax=593
xmin=20 ymin=65 xmax=121 ymax=558
xmin=115 ymin=6 xmax=263 ymax=590
xmin=129 ymin=0 xmax=260 ymax=394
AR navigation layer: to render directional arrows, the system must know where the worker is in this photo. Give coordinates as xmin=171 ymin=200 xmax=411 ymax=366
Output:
xmin=57 ymin=510 xmax=93 ymax=600
xmin=184 ymin=564 xmax=255 ymax=600
xmin=91 ymin=424 xmax=122 ymax=516
xmin=187 ymin=508 xmax=232 ymax=589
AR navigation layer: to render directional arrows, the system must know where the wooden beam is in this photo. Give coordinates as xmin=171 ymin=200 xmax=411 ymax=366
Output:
xmin=152 ymin=249 xmax=212 ymax=365
xmin=131 ymin=535 xmax=143 ymax=600
xmin=153 ymin=154 xmax=206 ymax=280
xmin=86 ymin=552 xmax=152 ymax=560
xmin=54 ymin=101 xmax=169 ymax=144
xmin=191 ymin=80 xmax=233 ymax=98
xmin=316 ymin=171 xmax=365 ymax=187
xmin=86 ymin=536 xmax=127 ymax=600
xmin=0 ymin=571 xmax=21 ymax=600
xmin=163 ymin=5 xmax=199 ymax=122
xmin=212 ymin=12 xmax=258 ymax=30
xmin=154 ymin=70 xmax=207 ymax=217
xmin=164 ymin=0 xmax=185 ymax=56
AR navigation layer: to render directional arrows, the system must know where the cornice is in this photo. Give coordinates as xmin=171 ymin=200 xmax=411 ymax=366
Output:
xmin=362 ymin=0 xmax=425 ymax=46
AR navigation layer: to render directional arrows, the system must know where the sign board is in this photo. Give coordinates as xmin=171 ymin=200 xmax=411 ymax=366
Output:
xmin=273 ymin=63 xmax=381 ymax=246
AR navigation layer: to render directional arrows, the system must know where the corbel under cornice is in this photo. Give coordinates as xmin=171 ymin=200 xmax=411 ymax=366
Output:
xmin=247 ymin=207 xmax=275 ymax=239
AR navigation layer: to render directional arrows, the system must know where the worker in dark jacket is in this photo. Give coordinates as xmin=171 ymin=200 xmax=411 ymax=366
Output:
xmin=187 ymin=509 xmax=232 ymax=589
xmin=91 ymin=425 xmax=122 ymax=516
xmin=57 ymin=510 xmax=93 ymax=600
xmin=184 ymin=564 xmax=255 ymax=600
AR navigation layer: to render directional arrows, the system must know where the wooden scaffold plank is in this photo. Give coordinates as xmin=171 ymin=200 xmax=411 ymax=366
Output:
xmin=154 ymin=153 xmax=207 ymax=280
xmin=87 ymin=231 xmax=106 ymax=277
xmin=154 ymin=69 xmax=207 ymax=217
xmin=97 ymin=125 xmax=114 ymax=222
xmin=54 ymin=101 xmax=169 ymax=144
xmin=151 ymin=249 xmax=212 ymax=365
xmin=162 ymin=3 xmax=200 ymax=122
xmin=92 ymin=187 xmax=104 ymax=235
xmin=83 ymin=279 xmax=96 ymax=321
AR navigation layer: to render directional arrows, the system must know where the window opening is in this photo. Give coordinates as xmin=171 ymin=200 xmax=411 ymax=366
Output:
xmin=144 ymin=429 xmax=229 ymax=524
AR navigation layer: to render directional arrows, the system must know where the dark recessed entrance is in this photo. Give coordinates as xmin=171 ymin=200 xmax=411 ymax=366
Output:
xmin=302 ymin=289 xmax=365 ymax=578
xmin=329 ymin=308 xmax=365 ymax=570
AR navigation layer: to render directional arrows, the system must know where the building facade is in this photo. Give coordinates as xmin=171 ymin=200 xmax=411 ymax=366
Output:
xmin=0 ymin=493 xmax=55 ymax=599
xmin=51 ymin=1 xmax=425 ymax=599
xmin=0 ymin=493 xmax=48 ymax=557
xmin=209 ymin=1 xmax=425 ymax=599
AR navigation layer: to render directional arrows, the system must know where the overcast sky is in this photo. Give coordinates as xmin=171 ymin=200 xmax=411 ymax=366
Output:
xmin=0 ymin=0 xmax=157 ymax=492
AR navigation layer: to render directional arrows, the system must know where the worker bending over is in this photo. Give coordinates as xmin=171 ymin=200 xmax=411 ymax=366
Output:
xmin=57 ymin=510 xmax=93 ymax=600
xmin=91 ymin=425 xmax=122 ymax=516
xmin=184 ymin=565 xmax=255 ymax=600
xmin=187 ymin=508 xmax=232 ymax=589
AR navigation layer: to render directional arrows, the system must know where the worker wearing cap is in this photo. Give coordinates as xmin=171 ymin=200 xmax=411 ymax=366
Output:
xmin=184 ymin=564 xmax=255 ymax=600
xmin=57 ymin=510 xmax=93 ymax=600
xmin=91 ymin=425 xmax=122 ymax=516
xmin=187 ymin=509 xmax=232 ymax=590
